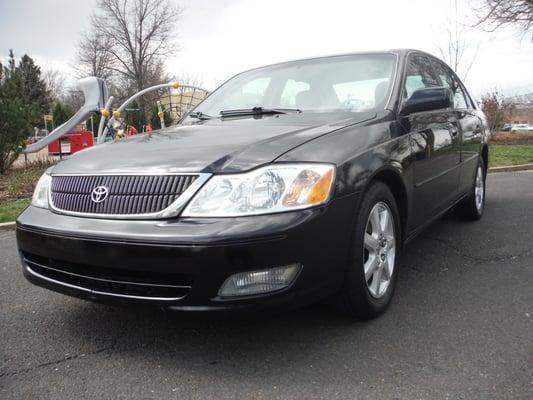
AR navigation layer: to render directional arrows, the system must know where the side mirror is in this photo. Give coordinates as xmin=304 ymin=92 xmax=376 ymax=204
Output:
xmin=400 ymin=87 xmax=453 ymax=115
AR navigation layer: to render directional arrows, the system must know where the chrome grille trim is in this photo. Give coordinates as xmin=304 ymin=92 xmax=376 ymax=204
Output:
xmin=25 ymin=264 xmax=188 ymax=302
xmin=49 ymin=172 xmax=211 ymax=220
xmin=22 ymin=256 xmax=191 ymax=301
xmin=25 ymin=257 xmax=191 ymax=290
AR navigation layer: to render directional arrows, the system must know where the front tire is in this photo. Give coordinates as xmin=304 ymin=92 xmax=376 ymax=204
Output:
xmin=456 ymin=157 xmax=486 ymax=221
xmin=335 ymin=182 xmax=400 ymax=319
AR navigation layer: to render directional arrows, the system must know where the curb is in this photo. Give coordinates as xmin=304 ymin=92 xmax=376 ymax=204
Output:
xmin=0 ymin=221 xmax=16 ymax=231
xmin=488 ymin=163 xmax=533 ymax=173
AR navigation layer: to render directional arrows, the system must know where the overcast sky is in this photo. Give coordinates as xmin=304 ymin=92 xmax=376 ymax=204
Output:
xmin=1 ymin=0 xmax=532 ymax=98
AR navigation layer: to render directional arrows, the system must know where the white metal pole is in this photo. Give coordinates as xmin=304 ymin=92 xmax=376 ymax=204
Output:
xmin=96 ymin=96 xmax=115 ymax=144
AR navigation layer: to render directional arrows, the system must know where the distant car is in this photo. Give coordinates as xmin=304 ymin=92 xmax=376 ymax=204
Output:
xmin=510 ymin=124 xmax=533 ymax=132
xmin=17 ymin=49 xmax=490 ymax=318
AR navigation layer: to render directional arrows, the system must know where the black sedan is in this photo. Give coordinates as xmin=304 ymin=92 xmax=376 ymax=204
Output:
xmin=16 ymin=49 xmax=489 ymax=318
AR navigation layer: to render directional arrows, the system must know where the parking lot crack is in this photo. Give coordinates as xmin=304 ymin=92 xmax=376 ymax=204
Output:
xmin=0 ymin=340 xmax=117 ymax=378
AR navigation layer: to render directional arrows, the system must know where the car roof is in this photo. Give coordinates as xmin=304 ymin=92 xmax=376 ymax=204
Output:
xmin=242 ymin=49 xmax=438 ymax=72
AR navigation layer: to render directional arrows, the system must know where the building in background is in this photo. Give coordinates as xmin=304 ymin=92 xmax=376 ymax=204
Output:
xmin=508 ymin=107 xmax=533 ymax=126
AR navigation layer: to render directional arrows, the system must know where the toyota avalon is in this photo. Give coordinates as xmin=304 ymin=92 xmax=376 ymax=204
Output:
xmin=16 ymin=50 xmax=489 ymax=318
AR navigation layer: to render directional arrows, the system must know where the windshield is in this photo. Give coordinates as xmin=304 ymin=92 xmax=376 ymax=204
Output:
xmin=195 ymin=54 xmax=397 ymax=116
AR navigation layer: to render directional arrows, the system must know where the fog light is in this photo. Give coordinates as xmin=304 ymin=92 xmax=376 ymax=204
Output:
xmin=218 ymin=264 xmax=302 ymax=298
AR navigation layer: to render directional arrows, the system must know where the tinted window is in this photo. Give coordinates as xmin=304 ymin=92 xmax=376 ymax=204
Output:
xmin=403 ymin=54 xmax=439 ymax=99
xmin=431 ymin=59 xmax=469 ymax=109
xmin=453 ymin=84 xmax=468 ymax=109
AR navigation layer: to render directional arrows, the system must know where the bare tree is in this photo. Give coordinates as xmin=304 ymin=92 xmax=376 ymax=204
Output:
xmin=62 ymin=89 xmax=85 ymax=111
xmin=75 ymin=32 xmax=116 ymax=80
xmin=89 ymin=0 xmax=181 ymax=94
xmin=475 ymin=0 xmax=533 ymax=40
xmin=435 ymin=0 xmax=480 ymax=82
xmin=42 ymin=67 xmax=66 ymax=102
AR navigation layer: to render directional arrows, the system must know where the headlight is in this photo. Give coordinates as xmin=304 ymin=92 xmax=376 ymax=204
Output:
xmin=182 ymin=163 xmax=335 ymax=217
xmin=31 ymin=173 xmax=51 ymax=209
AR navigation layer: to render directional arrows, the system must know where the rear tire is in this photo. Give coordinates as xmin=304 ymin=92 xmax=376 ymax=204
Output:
xmin=335 ymin=182 xmax=400 ymax=319
xmin=456 ymin=157 xmax=486 ymax=221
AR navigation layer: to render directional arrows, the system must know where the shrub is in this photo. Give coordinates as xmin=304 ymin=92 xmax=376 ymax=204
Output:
xmin=491 ymin=132 xmax=533 ymax=145
xmin=480 ymin=90 xmax=515 ymax=133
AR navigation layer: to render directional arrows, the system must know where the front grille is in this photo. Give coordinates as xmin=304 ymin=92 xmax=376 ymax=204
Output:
xmin=22 ymin=252 xmax=191 ymax=301
xmin=50 ymin=174 xmax=197 ymax=216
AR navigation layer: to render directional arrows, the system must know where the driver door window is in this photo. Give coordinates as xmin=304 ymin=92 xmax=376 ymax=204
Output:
xmin=404 ymin=55 xmax=439 ymax=99
xmin=431 ymin=60 xmax=468 ymax=109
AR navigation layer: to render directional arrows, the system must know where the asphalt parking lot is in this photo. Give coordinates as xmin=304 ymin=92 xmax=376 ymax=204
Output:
xmin=1 ymin=171 xmax=531 ymax=399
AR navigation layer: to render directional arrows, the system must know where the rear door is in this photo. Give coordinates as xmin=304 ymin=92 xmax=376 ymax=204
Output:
xmin=402 ymin=53 xmax=461 ymax=227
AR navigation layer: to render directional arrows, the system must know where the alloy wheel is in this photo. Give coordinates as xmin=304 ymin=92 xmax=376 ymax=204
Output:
xmin=363 ymin=202 xmax=396 ymax=298
xmin=475 ymin=165 xmax=484 ymax=211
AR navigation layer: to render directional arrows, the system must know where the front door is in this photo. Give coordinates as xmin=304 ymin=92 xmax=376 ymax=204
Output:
xmin=431 ymin=59 xmax=483 ymax=195
xmin=402 ymin=54 xmax=461 ymax=228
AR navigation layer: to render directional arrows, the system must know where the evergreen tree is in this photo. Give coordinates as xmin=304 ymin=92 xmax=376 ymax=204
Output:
xmin=0 ymin=54 xmax=35 ymax=174
xmin=85 ymin=113 xmax=102 ymax=136
xmin=52 ymin=102 xmax=74 ymax=127
xmin=150 ymin=105 xmax=172 ymax=130
xmin=123 ymin=101 xmax=146 ymax=131
xmin=16 ymin=53 xmax=51 ymax=125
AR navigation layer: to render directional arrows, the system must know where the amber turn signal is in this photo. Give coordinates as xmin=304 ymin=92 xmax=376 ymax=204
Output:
xmin=307 ymin=169 xmax=334 ymax=204
xmin=283 ymin=167 xmax=334 ymax=207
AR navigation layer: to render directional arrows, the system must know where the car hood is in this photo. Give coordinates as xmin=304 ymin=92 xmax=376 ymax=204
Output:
xmin=52 ymin=112 xmax=376 ymax=174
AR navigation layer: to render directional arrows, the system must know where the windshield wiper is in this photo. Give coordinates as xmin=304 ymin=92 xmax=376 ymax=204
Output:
xmin=220 ymin=107 xmax=302 ymax=117
xmin=188 ymin=111 xmax=215 ymax=120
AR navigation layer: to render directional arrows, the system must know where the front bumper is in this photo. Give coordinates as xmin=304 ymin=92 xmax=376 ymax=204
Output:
xmin=16 ymin=193 xmax=359 ymax=311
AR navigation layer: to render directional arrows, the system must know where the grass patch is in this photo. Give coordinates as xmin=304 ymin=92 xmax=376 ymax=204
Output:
xmin=0 ymin=162 xmax=52 ymax=201
xmin=0 ymin=198 xmax=30 ymax=223
xmin=489 ymin=144 xmax=533 ymax=168
xmin=0 ymin=161 xmax=53 ymax=223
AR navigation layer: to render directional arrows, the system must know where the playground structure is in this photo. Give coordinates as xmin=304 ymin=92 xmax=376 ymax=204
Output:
xmin=47 ymin=131 xmax=94 ymax=156
xmin=23 ymin=77 xmax=210 ymax=154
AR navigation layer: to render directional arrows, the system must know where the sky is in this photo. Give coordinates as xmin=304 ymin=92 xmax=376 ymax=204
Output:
xmin=1 ymin=0 xmax=532 ymax=99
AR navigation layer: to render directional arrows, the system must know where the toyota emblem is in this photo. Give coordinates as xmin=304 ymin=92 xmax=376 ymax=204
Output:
xmin=91 ymin=186 xmax=109 ymax=203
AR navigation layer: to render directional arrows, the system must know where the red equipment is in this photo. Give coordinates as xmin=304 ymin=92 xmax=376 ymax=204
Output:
xmin=125 ymin=125 xmax=138 ymax=136
xmin=48 ymin=130 xmax=94 ymax=155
